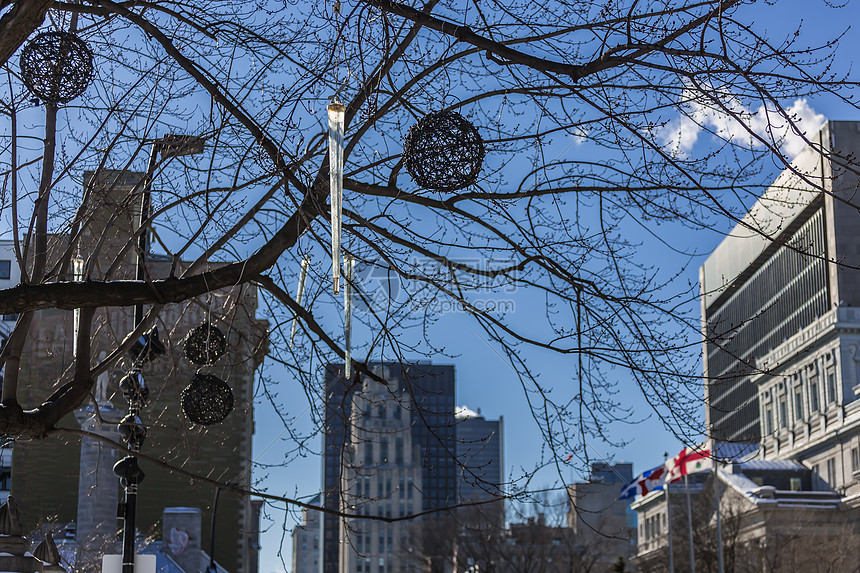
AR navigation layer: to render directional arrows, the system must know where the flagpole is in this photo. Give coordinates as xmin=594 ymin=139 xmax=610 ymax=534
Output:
xmin=715 ymin=463 xmax=724 ymax=573
xmin=684 ymin=473 xmax=695 ymax=573
xmin=665 ymin=453 xmax=674 ymax=573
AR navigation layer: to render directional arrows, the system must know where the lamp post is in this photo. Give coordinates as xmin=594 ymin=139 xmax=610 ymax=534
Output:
xmin=114 ymin=134 xmax=204 ymax=573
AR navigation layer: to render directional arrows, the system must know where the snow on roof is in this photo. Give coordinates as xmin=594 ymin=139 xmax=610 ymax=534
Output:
xmin=716 ymin=467 xmax=841 ymax=509
xmin=737 ymin=459 xmax=805 ymax=471
xmin=711 ymin=441 xmax=759 ymax=462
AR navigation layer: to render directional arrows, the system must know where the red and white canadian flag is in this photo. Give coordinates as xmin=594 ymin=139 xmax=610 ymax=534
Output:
xmin=664 ymin=445 xmax=713 ymax=483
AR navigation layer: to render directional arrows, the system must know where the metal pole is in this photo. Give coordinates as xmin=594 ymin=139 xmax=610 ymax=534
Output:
xmin=207 ymin=488 xmax=221 ymax=573
xmin=121 ymin=484 xmax=137 ymax=573
xmin=685 ymin=474 xmax=695 ymax=573
xmin=715 ymin=465 xmax=724 ymax=573
xmin=665 ymin=454 xmax=674 ymax=573
xmin=120 ymin=142 xmax=159 ymax=573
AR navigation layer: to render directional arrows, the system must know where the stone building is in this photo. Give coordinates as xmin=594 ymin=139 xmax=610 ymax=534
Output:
xmin=8 ymin=170 xmax=267 ymax=573
xmin=290 ymin=495 xmax=321 ymax=573
xmin=631 ymin=461 xmax=858 ymax=573
xmin=567 ymin=462 xmax=635 ymax=568
xmin=702 ymin=120 xmax=860 ymax=498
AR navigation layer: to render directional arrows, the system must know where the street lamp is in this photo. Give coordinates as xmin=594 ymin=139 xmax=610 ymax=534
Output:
xmin=113 ymin=134 xmax=205 ymax=573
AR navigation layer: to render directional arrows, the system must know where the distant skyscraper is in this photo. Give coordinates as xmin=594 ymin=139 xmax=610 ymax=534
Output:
xmin=321 ymin=362 xmax=457 ymax=573
xmin=291 ymin=495 xmax=321 ymax=573
xmin=567 ymin=462 xmax=635 ymax=567
xmin=455 ymin=409 xmax=504 ymax=527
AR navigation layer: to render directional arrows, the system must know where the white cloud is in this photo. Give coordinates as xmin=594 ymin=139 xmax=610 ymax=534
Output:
xmin=455 ymin=405 xmax=479 ymax=419
xmin=659 ymin=89 xmax=825 ymax=159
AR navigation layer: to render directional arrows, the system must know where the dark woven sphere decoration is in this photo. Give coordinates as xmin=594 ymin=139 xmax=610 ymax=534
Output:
xmin=181 ymin=373 xmax=234 ymax=425
xmin=183 ymin=322 xmax=227 ymax=365
xmin=20 ymin=31 xmax=94 ymax=103
xmin=403 ymin=111 xmax=485 ymax=191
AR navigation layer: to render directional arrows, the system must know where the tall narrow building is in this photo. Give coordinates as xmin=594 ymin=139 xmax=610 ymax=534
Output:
xmin=455 ymin=409 xmax=504 ymax=527
xmin=321 ymin=362 xmax=456 ymax=573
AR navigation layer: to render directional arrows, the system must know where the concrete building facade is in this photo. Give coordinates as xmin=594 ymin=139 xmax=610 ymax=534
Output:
xmin=321 ymin=362 xmax=457 ymax=573
xmin=7 ymin=171 xmax=267 ymax=573
xmin=291 ymin=495 xmax=321 ymax=573
xmin=680 ymin=120 xmax=860 ymax=571
xmin=567 ymin=462 xmax=635 ymax=565
xmin=701 ymin=121 xmax=860 ymax=446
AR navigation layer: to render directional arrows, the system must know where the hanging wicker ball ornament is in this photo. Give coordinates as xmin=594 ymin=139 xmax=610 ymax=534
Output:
xmin=19 ymin=31 xmax=94 ymax=104
xmin=183 ymin=322 xmax=227 ymax=365
xmin=181 ymin=373 xmax=234 ymax=425
xmin=403 ymin=110 xmax=485 ymax=191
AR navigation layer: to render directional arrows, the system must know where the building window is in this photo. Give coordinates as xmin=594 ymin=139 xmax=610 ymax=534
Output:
xmin=395 ymin=437 xmax=404 ymax=464
xmin=826 ymin=370 xmax=837 ymax=403
xmin=826 ymin=458 xmax=836 ymax=486
xmin=851 ymin=447 xmax=859 ymax=474
xmin=764 ymin=407 xmax=774 ymax=435
xmin=794 ymin=389 xmax=804 ymax=421
xmin=810 ymin=381 xmax=819 ymax=413
xmin=365 ymin=443 xmax=373 ymax=465
xmin=0 ymin=260 xmax=10 ymax=280
xmin=779 ymin=398 xmax=787 ymax=428
xmin=380 ymin=438 xmax=389 ymax=463
xmin=394 ymin=406 xmax=402 ymax=420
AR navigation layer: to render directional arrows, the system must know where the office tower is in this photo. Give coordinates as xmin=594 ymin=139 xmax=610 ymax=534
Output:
xmin=455 ymin=409 xmax=504 ymax=530
xmin=455 ymin=410 xmax=504 ymax=503
xmin=702 ymin=121 xmax=860 ymax=508
xmin=567 ymin=462 xmax=634 ymax=567
xmin=291 ymin=495 xmax=321 ymax=573
xmin=9 ymin=170 xmax=267 ymax=572
xmin=321 ymin=362 xmax=456 ymax=573
xmin=700 ymin=121 xmax=860 ymax=442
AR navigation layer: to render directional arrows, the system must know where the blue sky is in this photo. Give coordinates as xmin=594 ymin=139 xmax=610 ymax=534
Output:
xmin=1 ymin=1 xmax=858 ymax=571
xmin=252 ymin=1 xmax=860 ymax=570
